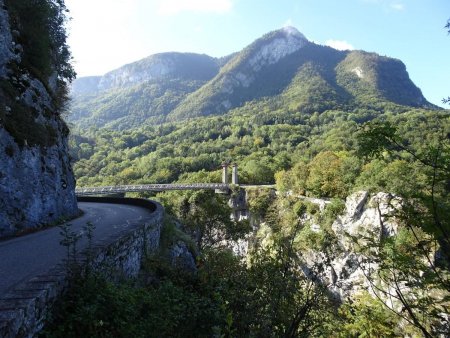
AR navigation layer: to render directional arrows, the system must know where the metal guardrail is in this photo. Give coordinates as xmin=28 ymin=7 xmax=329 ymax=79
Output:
xmin=75 ymin=183 xmax=230 ymax=196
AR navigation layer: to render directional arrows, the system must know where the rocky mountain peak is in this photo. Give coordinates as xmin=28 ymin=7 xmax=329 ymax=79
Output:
xmin=248 ymin=26 xmax=308 ymax=72
xmin=281 ymin=25 xmax=307 ymax=39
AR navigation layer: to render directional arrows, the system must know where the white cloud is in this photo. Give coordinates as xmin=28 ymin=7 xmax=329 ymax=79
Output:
xmin=158 ymin=0 xmax=233 ymax=15
xmin=390 ymin=2 xmax=405 ymax=11
xmin=361 ymin=0 xmax=405 ymax=11
xmin=325 ymin=39 xmax=355 ymax=51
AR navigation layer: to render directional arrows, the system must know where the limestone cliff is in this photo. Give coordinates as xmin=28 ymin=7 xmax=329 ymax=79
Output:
xmin=252 ymin=191 xmax=408 ymax=299
xmin=0 ymin=0 xmax=78 ymax=237
xmin=302 ymin=191 xmax=402 ymax=299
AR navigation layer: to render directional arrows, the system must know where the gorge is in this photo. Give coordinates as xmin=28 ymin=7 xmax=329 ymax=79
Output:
xmin=0 ymin=0 xmax=448 ymax=336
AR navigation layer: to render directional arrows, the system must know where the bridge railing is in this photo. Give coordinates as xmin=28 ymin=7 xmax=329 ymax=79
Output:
xmin=75 ymin=183 xmax=230 ymax=196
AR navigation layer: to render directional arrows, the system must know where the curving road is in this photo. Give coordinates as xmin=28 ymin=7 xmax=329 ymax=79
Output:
xmin=0 ymin=202 xmax=155 ymax=295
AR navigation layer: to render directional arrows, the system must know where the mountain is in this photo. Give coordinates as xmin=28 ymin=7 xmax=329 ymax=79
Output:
xmin=72 ymin=52 xmax=220 ymax=95
xmin=69 ymin=27 xmax=434 ymax=129
xmin=70 ymin=52 xmax=224 ymax=129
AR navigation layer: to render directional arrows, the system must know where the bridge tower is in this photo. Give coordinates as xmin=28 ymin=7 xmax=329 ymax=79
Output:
xmin=222 ymin=162 xmax=229 ymax=184
xmin=232 ymin=164 xmax=238 ymax=185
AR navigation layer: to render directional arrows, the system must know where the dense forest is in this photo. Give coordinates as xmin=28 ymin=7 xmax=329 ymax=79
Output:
xmin=70 ymin=103 xmax=447 ymax=197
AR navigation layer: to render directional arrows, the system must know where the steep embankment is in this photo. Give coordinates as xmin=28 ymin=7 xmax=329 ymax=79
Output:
xmin=0 ymin=0 xmax=78 ymax=237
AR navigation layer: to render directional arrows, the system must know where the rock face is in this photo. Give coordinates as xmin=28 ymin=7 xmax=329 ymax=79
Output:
xmin=168 ymin=240 xmax=197 ymax=273
xmin=0 ymin=2 xmax=14 ymax=77
xmin=0 ymin=0 xmax=78 ymax=237
xmin=303 ymin=191 xmax=402 ymax=299
xmin=248 ymin=26 xmax=307 ymax=72
xmin=0 ymin=128 xmax=78 ymax=236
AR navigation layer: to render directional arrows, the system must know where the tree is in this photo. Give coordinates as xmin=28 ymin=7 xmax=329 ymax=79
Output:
xmin=306 ymin=151 xmax=350 ymax=198
xmin=443 ymin=18 xmax=450 ymax=104
xmin=6 ymin=0 xmax=76 ymax=107
xmin=355 ymin=120 xmax=450 ymax=337
xmin=160 ymin=190 xmax=250 ymax=251
xmin=199 ymin=211 xmax=337 ymax=337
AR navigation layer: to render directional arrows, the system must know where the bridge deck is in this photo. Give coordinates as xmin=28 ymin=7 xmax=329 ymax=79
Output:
xmin=75 ymin=183 xmax=230 ymax=195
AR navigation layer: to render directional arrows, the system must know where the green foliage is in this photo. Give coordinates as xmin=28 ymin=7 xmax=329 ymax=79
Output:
xmin=168 ymin=41 xmax=430 ymax=121
xmin=159 ymin=216 xmax=196 ymax=257
xmin=242 ymin=219 xmax=338 ymax=337
xmin=158 ymin=190 xmax=251 ymax=250
xmin=338 ymin=292 xmax=405 ymax=337
xmin=241 ymin=158 xmax=275 ymax=184
xmin=322 ymin=198 xmax=345 ymax=226
xmin=246 ymin=188 xmax=275 ymax=218
xmin=306 ymin=151 xmax=358 ymax=198
xmin=6 ymin=0 xmax=75 ymax=95
xmin=1 ymin=0 xmax=74 ymax=146
xmin=353 ymin=117 xmax=450 ymax=337
xmin=49 ymin=105 xmax=450 ymax=336
xmin=41 ymin=273 xmax=226 ymax=338
xmin=356 ymin=121 xmax=399 ymax=158
xmin=70 ymin=78 xmax=206 ymax=130
xmin=62 ymin=35 xmax=450 ymax=337
xmin=69 ymin=29 xmax=434 ymax=130
xmin=43 ymin=194 xmax=338 ymax=338
xmin=355 ymin=159 xmax=425 ymax=195
xmin=274 ymin=150 xmax=361 ymax=198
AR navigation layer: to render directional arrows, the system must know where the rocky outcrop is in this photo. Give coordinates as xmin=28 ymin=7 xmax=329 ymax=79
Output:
xmin=0 ymin=0 xmax=78 ymax=237
xmin=218 ymin=27 xmax=308 ymax=93
xmin=167 ymin=241 xmax=197 ymax=273
xmin=248 ymin=26 xmax=307 ymax=72
xmin=302 ymin=191 xmax=402 ymax=299
xmin=0 ymin=2 xmax=14 ymax=77
xmin=0 ymin=127 xmax=78 ymax=236
xmin=97 ymin=55 xmax=173 ymax=91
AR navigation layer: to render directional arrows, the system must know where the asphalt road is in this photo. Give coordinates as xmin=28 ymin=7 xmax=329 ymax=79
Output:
xmin=0 ymin=202 xmax=155 ymax=295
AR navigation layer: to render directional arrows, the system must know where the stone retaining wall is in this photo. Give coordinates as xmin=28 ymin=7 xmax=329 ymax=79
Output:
xmin=0 ymin=198 xmax=164 ymax=338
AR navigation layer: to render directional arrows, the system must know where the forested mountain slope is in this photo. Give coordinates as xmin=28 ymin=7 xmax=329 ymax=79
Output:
xmin=69 ymin=27 xmax=434 ymax=130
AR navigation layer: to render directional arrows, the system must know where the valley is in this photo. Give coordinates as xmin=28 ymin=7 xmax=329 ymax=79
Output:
xmin=63 ymin=26 xmax=450 ymax=337
xmin=0 ymin=1 xmax=448 ymax=334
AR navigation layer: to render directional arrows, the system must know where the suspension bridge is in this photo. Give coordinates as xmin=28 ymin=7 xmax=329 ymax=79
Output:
xmin=75 ymin=183 xmax=230 ymax=196
xmin=75 ymin=163 xmax=240 ymax=196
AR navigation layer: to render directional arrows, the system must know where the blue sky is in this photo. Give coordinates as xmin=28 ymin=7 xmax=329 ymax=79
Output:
xmin=65 ymin=0 xmax=450 ymax=107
